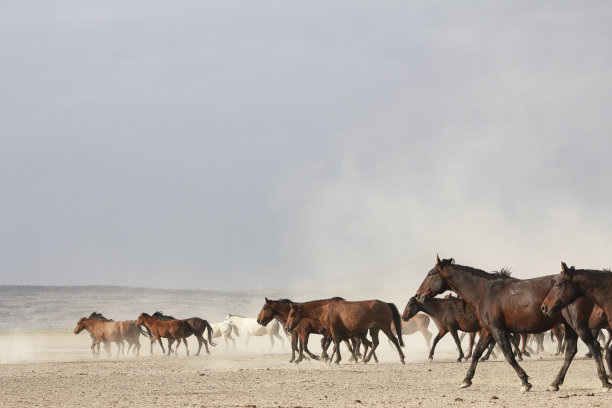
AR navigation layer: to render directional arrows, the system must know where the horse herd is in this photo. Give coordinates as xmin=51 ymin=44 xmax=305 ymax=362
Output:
xmin=75 ymin=255 xmax=612 ymax=393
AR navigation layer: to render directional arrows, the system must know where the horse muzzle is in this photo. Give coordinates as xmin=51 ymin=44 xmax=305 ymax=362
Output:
xmin=540 ymin=302 xmax=558 ymax=317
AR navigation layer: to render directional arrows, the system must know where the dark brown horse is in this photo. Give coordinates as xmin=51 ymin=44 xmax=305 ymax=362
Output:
xmin=542 ymin=262 xmax=612 ymax=381
xmin=285 ymin=299 xmax=404 ymax=364
xmin=415 ymin=256 xmax=610 ymax=392
xmin=257 ymin=298 xmax=376 ymax=363
xmin=150 ymin=312 xmax=216 ymax=356
xmin=403 ymin=295 xmax=480 ymax=361
xmin=258 ymin=298 xmax=334 ymax=363
xmin=134 ymin=312 xmax=194 ymax=356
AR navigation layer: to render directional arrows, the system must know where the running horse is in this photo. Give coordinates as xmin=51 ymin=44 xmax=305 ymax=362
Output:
xmin=74 ymin=313 xmax=144 ymax=357
xmin=150 ymin=312 xmax=216 ymax=356
xmin=542 ymin=262 xmax=612 ymax=381
xmin=285 ymin=298 xmax=405 ymax=364
xmin=415 ymin=256 xmax=610 ymax=392
xmin=257 ymin=297 xmax=375 ymax=363
xmin=134 ymin=312 xmax=194 ymax=356
xmin=403 ymin=295 xmax=480 ymax=361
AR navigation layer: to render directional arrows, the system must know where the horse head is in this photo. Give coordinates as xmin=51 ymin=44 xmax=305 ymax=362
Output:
xmin=285 ymin=303 xmax=301 ymax=333
xmin=402 ymin=296 xmax=420 ymax=321
xmin=257 ymin=297 xmax=275 ymax=326
xmin=74 ymin=317 xmax=87 ymax=334
xmin=415 ymin=255 xmax=453 ymax=303
xmin=134 ymin=312 xmax=149 ymax=326
xmin=541 ymin=262 xmax=579 ymax=316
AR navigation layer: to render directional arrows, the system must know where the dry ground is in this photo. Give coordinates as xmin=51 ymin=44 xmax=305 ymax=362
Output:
xmin=1 ymin=332 xmax=611 ymax=408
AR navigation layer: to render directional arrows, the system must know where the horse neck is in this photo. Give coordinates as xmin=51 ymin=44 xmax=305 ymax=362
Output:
xmin=295 ymin=303 xmax=325 ymax=320
xmin=271 ymin=303 xmax=291 ymax=323
xmin=440 ymin=265 xmax=489 ymax=309
xmin=575 ymin=271 xmax=612 ymax=306
xmin=419 ymin=298 xmax=447 ymax=319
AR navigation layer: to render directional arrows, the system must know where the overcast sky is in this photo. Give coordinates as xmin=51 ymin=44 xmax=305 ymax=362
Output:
xmin=1 ymin=2 xmax=612 ymax=290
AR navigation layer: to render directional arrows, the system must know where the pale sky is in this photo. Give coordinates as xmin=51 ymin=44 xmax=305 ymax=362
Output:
xmin=1 ymin=1 xmax=612 ymax=290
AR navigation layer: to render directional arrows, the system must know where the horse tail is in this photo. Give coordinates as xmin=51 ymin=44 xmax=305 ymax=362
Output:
xmin=231 ymin=322 xmax=240 ymax=337
xmin=138 ymin=324 xmax=152 ymax=339
xmin=388 ymin=302 xmax=404 ymax=347
xmin=204 ymin=320 xmax=216 ymax=347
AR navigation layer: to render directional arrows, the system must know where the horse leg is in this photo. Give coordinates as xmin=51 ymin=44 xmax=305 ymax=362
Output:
xmin=320 ymin=336 xmax=331 ymax=362
xmin=449 ymin=329 xmax=464 ymax=362
xmin=461 ymin=329 xmax=493 ymax=388
xmin=183 ymin=337 xmax=190 ymax=356
xmin=522 ymin=334 xmax=532 ymax=357
xmin=156 ymin=336 xmax=166 ymax=355
xmin=268 ymin=333 xmax=275 ymax=351
xmin=423 ymin=328 xmax=432 ymax=350
xmin=548 ymin=326 xmax=578 ymax=391
xmin=363 ymin=329 xmax=380 ymax=364
xmin=490 ymin=328 xmax=532 ymax=392
xmin=465 ymin=332 xmax=475 ymax=361
xmin=174 ymin=338 xmax=181 ymax=356
xmin=289 ymin=332 xmax=298 ymax=363
xmin=429 ymin=329 xmax=447 ymax=360
xmin=381 ymin=326 xmax=404 ymax=364
xmin=480 ymin=339 xmax=496 ymax=361
xmin=509 ymin=333 xmax=522 ymax=361
xmin=195 ymin=335 xmax=204 ymax=356
xmin=149 ymin=337 xmax=155 ymax=355
xmin=203 ymin=338 xmax=210 ymax=355
xmin=345 ymin=340 xmax=357 ymax=363
xmin=333 ymin=338 xmax=344 ymax=365
xmin=303 ymin=334 xmax=319 ymax=361
xmin=575 ymin=326 xmax=611 ymax=390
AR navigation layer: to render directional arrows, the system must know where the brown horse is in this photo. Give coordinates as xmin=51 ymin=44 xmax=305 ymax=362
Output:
xmin=403 ymin=295 xmax=480 ymax=361
xmin=542 ymin=262 xmax=612 ymax=381
xmin=258 ymin=298 xmax=334 ymax=363
xmin=257 ymin=298 xmax=375 ymax=363
xmin=285 ymin=299 xmax=404 ymax=364
xmin=74 ymin=314 xmax=143 ymax=357
xmin=415 ymin=256 xmax=610 ymax=392
xmin=134 ymin=312 xmax=194 ymax=356
xmin=150 ymin=312 xmax=216 ymax=356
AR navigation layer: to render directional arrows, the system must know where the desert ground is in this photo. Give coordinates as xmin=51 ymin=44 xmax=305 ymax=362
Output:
xmin=1 ymin=331 xmax=612 ymax=408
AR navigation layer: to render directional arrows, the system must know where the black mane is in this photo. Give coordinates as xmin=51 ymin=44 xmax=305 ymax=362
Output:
xmin=88 ymin=312 xmax=113 ymax=321
xmin=152 ymin=311 xmax=176 ymax=320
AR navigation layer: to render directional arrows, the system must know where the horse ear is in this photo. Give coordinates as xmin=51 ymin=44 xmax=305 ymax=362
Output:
xmin=265 ymin=297 xmax=269 ymax=303
xmin=436 ymin=254 xmax=441 ymax=265
xmin=561 ymin=262 xmax=573 ymax=278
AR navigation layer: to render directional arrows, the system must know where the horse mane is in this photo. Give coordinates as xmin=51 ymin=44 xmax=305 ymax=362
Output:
xmin=603 ymin=268 xmax=611 ymax=273
xmin=445 ymin=260 xmax=507 ymax=280
xmin=269 ymin=298 xmax=293 ymax=304
xmin=492 ymin=267 xmax=512 ymax=279
xmin=88 ymin=312 xmax=113 ymax=321
xmin=152 ymin=311 xmax=175 ymax=320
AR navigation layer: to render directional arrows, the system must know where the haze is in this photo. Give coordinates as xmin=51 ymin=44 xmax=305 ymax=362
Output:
xmin=1 ymin=2 xmax=611 ymax=291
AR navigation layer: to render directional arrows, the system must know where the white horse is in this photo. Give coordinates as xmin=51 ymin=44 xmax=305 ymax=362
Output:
xmin=224 ymin=313 xmax=285 ymax=350
xmin=210 ymin=321 xmax=240 ymax=350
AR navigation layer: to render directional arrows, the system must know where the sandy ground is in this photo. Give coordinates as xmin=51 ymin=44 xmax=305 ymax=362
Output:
xmin=1 ymin=331 xmax=612 ymax=407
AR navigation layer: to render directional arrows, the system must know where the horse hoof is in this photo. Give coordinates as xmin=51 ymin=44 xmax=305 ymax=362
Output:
xmin=459 ymin=381 xmax=471 ymax=389
xmin=428 ymin=356 xmax=433 ymax=361
xmin=546 ymin=385 xmax=559 ymax=392
xmin=523 ymin=351 xmax=531 ymax=357
xmin=521 ymin=384 xmax=532 ymax=393
xmin=603 ymin=386 xmax=612 ymax=393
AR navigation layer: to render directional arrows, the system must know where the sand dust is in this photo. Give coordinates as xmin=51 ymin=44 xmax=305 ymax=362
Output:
xmin=1 ymin=331 xmax=611 ymax=407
